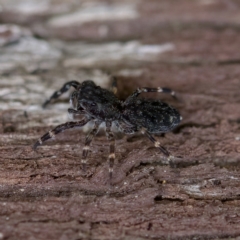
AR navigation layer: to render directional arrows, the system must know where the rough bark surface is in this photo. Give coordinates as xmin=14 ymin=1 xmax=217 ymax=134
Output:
xmin=0 ymin=0 xmax=240 ymax=239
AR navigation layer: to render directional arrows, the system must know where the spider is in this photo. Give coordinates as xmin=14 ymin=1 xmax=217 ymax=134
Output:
xmin=33 ymin=79 xmax=182 ymax=180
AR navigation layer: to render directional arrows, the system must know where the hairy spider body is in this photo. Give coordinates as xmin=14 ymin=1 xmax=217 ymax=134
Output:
xmin=34 ymin=80 xmax=181 ymax=180
xmin=76 ymin=80 xmax=122 ymax=121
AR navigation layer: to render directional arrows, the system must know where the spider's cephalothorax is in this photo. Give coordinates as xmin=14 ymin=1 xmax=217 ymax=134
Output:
xmin=74 ymin=80 xmax=122 ymax=121
xmin=34 ymin=80 xmax=182 ymax=181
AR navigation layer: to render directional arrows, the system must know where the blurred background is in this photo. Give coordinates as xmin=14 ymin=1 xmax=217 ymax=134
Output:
xmin=1 ymin=0 xmax=240 ymax=127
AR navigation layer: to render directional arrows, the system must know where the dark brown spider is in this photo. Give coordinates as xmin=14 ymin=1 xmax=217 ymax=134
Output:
xmin=33 ymin=80 xmax=181 ymax=180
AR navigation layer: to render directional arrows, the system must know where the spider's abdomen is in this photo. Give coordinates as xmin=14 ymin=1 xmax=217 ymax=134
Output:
xmin=122 ymin=99 xmax=181 ymax=133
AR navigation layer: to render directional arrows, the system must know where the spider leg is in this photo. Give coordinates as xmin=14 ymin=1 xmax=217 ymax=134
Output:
xmin=33 ymin=118 xmax=90 ymax=150
xmin=110 ymin=76 xmax=118 ymax=95
xmin=115 ymin=121 xmax=137 ymax=134
xmin=69 ymin=90 xmax=79 ymax=109
xmin=123 ymin=86 xmax=176 ymax=105
xmin=43 ymin=80 xmax=81 ymax=108
xmin=68 ymin=108 xmax=86 ymax=120
xmin=106 ymin=122 xmax=115 ymax=181
xmin=141 ymin=128 xmax=170 ymax=157
xmin=81 ymin=120 xmax=101 ymax=171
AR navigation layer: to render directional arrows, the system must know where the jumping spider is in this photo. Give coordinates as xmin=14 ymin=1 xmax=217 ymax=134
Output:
xmin=33 ymin=79 xmax=182 ymax=179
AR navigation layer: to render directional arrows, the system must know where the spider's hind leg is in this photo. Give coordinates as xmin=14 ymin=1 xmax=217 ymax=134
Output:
xmin=124 ymin=86 xmax=177 ymax=106
xmin=136 ymin=87 xmax=176 ymax=98
xmin=141 ymin=128 xmax=171 ymax=158
xmin=105 ymin=122 xmax=116 ymax=183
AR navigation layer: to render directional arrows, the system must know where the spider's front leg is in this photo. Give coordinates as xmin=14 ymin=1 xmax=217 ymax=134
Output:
xmin=68 ymin=108 xmax=87 ymax=120
xmin=81 ymin=120 xmax=101 ymax=171
xmin=33 ymin=118 xmax=90 ymax=150
xmin=43 ymin=80 xmax=81 ymax=108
